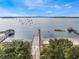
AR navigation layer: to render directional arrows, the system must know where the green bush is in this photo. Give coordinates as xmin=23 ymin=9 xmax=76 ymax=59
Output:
xmin=41 ymin=38 xmax=73 ymax=59
xmin=66 ymin=46 xmax=79 ymax=59
xmin=0 ymin=40 xmax=31 ymax=59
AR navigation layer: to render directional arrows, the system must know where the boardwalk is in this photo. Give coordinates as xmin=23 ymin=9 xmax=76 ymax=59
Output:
xmin=32 ymin=36 xmax=40 ymax=59
xmin=31 ymin=29 xmax=41 ymax=59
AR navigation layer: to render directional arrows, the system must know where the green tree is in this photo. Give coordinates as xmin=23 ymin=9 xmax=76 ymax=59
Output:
xmin=41 ymin=44 xmax=49 ymax=59
xmin=66 ymin=46 xmax=79 ymax=59
xmin=41 ymin=38 xmax=73 ymax=59
xmin=48 ymin=38 xmax=73 ymax=59
xmin=0 ymin=43 xmax=5 ymax=58
xmin=0 ymin=40 xmax=31 ymax=59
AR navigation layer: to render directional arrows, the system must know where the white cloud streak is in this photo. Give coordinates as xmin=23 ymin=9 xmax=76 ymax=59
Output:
xmin=25 ymin=0 xmax=47 ymax=7
xmin=64 ymin=4 xmax=72 ymax=8
xmin=0 ymin=7 xmax=38 ymax=16
xmin=46 ymin=10 xmax=53 ymax=14
xmin=53 ymin=5 xmax=62 ymax=9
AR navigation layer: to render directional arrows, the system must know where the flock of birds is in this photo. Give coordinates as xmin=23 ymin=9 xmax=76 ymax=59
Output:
xmin=18 ymin=18 xmax=38 ymax=26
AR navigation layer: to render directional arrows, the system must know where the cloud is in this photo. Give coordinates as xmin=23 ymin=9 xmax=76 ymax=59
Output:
xmin=67 ymin=6 xmax=72 ymax=8
xmin=0 ymin=0 xmax=74 ymax=16
xmin=27 ymin=7 xmax=35 ymax=10
xmin=46 ymin=10 xmax=53 ymax=14
xmin=53 ymin=5 xmax=62 ymax=9
xmin=64 ymin=4 xmax=72 ymax=8
xmin=0 ymin=7 xmax=20 ymax=16
xmin=0 ymin=12 xmax=22 ymax=16
xmin=52 ymin=4 xmax=72 ymax=9
xmin=0 ymin=13 xmax=37 ymax=16
xmin=0 ymin=7 xmax=38 ymax=16
xmin=24 ymin=0 xmax=47 ymax=7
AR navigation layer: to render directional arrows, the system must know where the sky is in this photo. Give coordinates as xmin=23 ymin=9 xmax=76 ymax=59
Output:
xmin=0 ymin=0 xmax=79 ymax=16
